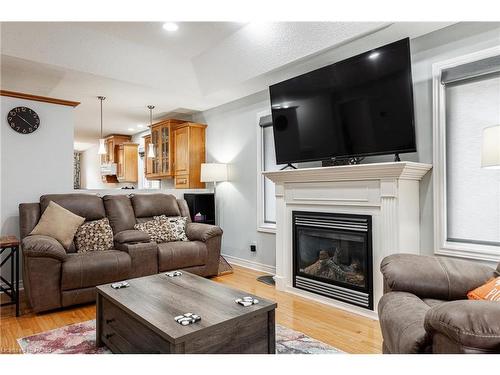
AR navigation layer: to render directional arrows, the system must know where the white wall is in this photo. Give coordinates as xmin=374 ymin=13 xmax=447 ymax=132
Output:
xmin=193 ymin=91 xmax=277 ymax=269
xmin=1 ymin=96 xmax=74 ymax=284
xmin=194 ymin=22 xmax=500 ymax=269
xmin=1 ymin=96 xmax=75 ymax=236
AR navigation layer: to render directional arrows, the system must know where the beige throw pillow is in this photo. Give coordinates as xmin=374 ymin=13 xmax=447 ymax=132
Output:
xmin=30 ymin=201 xmax=85 ymax=249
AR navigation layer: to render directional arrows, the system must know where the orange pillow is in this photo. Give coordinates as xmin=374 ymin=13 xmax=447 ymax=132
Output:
xmin=467 ymin=277 xmax=500 ymax=301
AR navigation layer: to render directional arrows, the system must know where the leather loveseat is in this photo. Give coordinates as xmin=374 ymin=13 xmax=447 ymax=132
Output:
xmin=19 ymin=193 xmax=222 ymax=313
xmin=378 ymin=254 xmax=500 ymax=354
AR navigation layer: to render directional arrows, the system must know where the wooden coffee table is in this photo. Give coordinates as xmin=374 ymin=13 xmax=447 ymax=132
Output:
xmin=96 ymin=272 xmax=277 ymax=354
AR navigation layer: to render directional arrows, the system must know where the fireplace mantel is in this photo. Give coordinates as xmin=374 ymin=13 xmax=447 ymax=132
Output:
xmin=263 ymin=161 xmax=431 ymax=184
xmin=263 ymin=161 xmax=432 ymax=319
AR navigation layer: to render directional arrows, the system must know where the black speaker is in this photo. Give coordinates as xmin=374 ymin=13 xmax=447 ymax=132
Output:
xmin=183 ymin=193 xmax=215 ymax=225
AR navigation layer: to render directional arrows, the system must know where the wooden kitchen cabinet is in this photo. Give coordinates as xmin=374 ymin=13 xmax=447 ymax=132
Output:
xmin=144 ymin=119 xmax=183 ymax=179
xmin=173 ymin=122 xmax=206 ymax=189
xmin=100 ymin=134 xmax=138 ymax=183
xmin=116 ymin=143 xmax=139 ymax=182
xmin=101 ymin=134 xmax=131 ymax=164
xmin=144 ymin=120 xmax=206 ymax=189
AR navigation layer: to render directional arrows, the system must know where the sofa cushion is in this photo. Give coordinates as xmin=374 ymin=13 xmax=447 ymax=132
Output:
xmin=378 ymin=291 xmax=432 ymax=353
xmin=61 ymin=250 xmax=131 ymax=290
xmin=74 ymin=218 xmax=114 ymax=253
xmin=103 ymin=195 xmax=136 ymax=233
xmin=130 ymin=194 xmax=180 ymax=218
xmin=157 ymin=241 xmax=207 ymax=272
xmin=30 ymin=201 xmax=85 ymax=250
xmin=40 ymin=194 xmax=106 ymax=221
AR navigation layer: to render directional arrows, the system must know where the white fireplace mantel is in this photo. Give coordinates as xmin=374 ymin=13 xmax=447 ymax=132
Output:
xmin=263 ymin=161 xmax=432 ymax=319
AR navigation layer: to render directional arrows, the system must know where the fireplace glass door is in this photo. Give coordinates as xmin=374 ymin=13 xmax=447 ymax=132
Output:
xmin=293 ymin=211 xmax=373 ymax=309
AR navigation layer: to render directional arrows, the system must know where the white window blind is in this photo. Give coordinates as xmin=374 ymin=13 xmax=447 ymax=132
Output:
xmin=445 ymin=75 xmax=500 ymax=246
xmin=263 ymin=125 xmax=279 ymax=223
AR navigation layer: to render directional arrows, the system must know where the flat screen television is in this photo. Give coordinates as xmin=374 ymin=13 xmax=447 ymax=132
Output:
xmin=269 ymin=38 xmax=416 ymax=164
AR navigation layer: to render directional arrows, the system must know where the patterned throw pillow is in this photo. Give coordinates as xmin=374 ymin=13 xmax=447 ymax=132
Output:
xmin=74 ymin=218 xmax=114 ymax=253
xmin=160 ymin=215 xmax=189 ymax=241
xmin=134 ymin=218 xmax=170 ymax=243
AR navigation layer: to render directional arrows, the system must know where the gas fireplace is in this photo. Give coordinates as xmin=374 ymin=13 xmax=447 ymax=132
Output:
xmin=293 ymin=211 xmax=373 ymax=309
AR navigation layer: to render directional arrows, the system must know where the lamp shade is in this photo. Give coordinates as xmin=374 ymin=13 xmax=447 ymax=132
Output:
xmin=97 ymin=138 xmax=106 ymax=155
xmin=481 ymin=125 xmax=500 ymax=169
xmin=201 ymin=163 xmax=228 ymax=182
xmin=147 ymin=143 xmax=155 ymax=158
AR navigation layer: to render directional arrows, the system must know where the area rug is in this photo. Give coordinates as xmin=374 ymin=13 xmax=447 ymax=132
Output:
xmin=17 ymin=320 xmax=342 ymax=354
xmin=217 ymin=255 xmax=233 ymax=275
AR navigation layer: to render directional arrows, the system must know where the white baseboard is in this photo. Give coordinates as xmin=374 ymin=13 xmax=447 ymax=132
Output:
xmin=221 ymin=253 xmax=276 ymax=275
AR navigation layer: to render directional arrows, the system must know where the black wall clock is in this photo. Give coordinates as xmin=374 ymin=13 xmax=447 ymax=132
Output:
xmin=7 ymin=106 xmax=40 ymax=134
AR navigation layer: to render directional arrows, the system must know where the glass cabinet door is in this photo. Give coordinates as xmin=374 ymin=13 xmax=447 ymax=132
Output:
xmin=162 ymin=125 xmax=169 ymax=174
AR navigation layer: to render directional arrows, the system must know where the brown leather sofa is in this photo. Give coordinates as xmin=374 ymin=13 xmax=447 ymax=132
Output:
xmin=19 ymin=193 xmax=222 ymax=313
xmin=378 ymin=254 xmax=500 ymax=354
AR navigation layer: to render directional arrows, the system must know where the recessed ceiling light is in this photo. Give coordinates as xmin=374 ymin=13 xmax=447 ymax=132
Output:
xmin=128 ymin=128 xmax=134 ymax=132
xmin=163 ymin=22 xmax=179 ymax=32
xmin=368 ymin=52 xmax=380 ymax=60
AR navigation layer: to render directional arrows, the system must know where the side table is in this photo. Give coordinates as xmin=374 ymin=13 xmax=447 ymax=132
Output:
xmin=0 ymin=235 xmax=20 ymax=316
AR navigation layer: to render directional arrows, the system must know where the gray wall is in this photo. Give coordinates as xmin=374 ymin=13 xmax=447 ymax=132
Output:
xmin=195 ymin=22 xmax=500 ymax=268
xmin=194 ymin=92 xmax=276 ymax=268
xmin=1 ymin=96 xmax=75 ymax=282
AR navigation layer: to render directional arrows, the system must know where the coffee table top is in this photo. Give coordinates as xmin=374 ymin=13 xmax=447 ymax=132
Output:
xmin=97 ymin=272 xmax=277 ymax=344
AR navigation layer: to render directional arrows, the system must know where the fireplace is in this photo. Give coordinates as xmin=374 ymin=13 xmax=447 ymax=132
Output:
xmin=293 ymin=211 xmax=373 ymax=309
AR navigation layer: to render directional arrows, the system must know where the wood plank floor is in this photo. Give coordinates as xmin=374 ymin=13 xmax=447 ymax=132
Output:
xmin=0 ymin=265 xmax=382 ymax=354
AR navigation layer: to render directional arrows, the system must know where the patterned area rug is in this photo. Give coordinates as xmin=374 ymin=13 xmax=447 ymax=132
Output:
xmin=17 ymin=320 xmax=342 ymax=354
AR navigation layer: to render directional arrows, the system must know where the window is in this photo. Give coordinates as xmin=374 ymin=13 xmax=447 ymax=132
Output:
xmin=433 ymin=47 xmax=500 ymax=262
xmin=257 ymin=112 xmax=285 ymax=232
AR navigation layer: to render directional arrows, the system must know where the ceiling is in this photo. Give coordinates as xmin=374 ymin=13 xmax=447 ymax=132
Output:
xmin=0 ymin=21 xmax=455 ymax=147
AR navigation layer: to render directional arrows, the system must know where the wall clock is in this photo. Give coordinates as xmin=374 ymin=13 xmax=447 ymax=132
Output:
xmin=7 ymin=106 xmax=40 ymax=134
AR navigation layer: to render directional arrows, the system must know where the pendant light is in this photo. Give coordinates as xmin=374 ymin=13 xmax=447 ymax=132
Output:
xmin=97 ymin=96 xmax=107 ymax=155
xmin=147 ymin=105 xmax=155 ymax=158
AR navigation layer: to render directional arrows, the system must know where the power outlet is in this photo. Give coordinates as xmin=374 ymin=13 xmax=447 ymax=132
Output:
xmin=250 ymin=244 xmax=257 ymax=252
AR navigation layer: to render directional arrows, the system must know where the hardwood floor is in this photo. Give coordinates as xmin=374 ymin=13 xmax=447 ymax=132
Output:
xmin=0 ymin=265 xmax=382 ymax=354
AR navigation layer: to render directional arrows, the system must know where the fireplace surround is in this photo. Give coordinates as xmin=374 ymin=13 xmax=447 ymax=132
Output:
xmin=293 ymin=211 xmax=373 ymax=309
xmin=263 ymin=162 xmax=432 ymax=318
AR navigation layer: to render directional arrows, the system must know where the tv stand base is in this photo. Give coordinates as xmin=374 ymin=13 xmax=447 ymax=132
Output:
xmin=280 ymin=163 xmax=297 ymax=170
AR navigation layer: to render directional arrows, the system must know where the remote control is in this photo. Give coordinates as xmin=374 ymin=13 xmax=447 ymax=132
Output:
xmin=111 ymin=281 xmax=129 ymax=289
xmin=235 ymin=296 xmax=260 ymax=306
xmin=165 ymin=271 xmax=183 ymax=277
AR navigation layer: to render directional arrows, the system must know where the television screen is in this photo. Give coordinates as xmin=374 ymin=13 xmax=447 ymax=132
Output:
xmin=269 ymin=38 xmax=416 ymax=164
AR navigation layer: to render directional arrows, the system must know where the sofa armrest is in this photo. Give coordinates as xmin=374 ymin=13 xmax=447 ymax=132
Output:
xmin=114 ymin=241 xmax=158 ymax=278
xmin=186 ymin=223 xmax=223 ymax=242
xmin=22 ymin=235 xmax=67 ymax=261
xmin=381 ymin=254 xmax=495 ymax=300
xmin=424 ymin=300 xmax=500 ymax=353
xmin=114 ymin=230 xmax=151 ymax=244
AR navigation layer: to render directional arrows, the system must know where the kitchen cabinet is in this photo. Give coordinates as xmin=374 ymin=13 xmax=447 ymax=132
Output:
xmin=144 ymin=120 xmax=206 ymax=189
xmin=173 ymin=122 xmax=206 ymax=189
xmin=100 ymin=134 xmax=138 ymax=183
xmin=116 ymin=143 xmax=138 ymax=182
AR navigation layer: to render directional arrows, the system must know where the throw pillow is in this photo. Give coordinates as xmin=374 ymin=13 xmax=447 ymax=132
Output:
xmin=74 ymin=218 xmax=114 ymax=253
xmin=30 ymin=201 xmax=85 ymax=249
xmin=467 ymin=277 xmax=500 ymax=301
xmin=163 ymin=216 xmax=189 ymax=242
xmin=134 ymin=218 xmax=169 ymax=243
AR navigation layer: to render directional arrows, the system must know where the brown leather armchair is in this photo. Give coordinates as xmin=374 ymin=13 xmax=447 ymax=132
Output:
xmin=19 ymin=193 xmax=223 ymax=313
xmin=378 ymin=254 xmax=500 ymax=354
